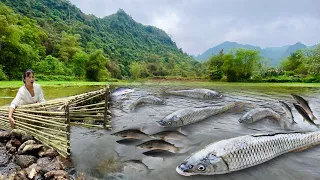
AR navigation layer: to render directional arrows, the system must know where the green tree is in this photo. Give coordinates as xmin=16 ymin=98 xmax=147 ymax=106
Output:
xmin=129 ymin=61 xmax=141 ymax=79
xmin=72 ymin=51 xmax=89 ymax=79
xmin=221 ymin=49 xmax=261 ymax=82
xmin=57 ymin=32 xmax=83 ymax=62
xmin=280 ymin=50 xmax=307 ymax=75
xmin=86 ymin=50 xmax=111 ymax=81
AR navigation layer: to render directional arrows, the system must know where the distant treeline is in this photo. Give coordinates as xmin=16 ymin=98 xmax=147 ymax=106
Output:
xmin=0 ymin=1 xmax=319 ymax=82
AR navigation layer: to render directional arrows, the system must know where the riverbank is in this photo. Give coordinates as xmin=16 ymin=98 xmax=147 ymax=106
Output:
xmin=1 ymin=80 xmax=320 ymax=89
xmin=0 ymin=129 xmax=72 ymax=180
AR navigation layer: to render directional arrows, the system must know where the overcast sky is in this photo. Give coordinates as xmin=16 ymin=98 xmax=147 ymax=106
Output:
xmin=69 ymin=0 xmax=320 ymax=55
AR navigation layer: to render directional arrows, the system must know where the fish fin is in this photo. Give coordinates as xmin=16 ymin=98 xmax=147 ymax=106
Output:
xmin=139 ymin=126 xmax=144 ymax=132
xmin=174 ymin=147 xmax=181 ymax=153
xmin=291 ymin=145 xmax=313 ymax=152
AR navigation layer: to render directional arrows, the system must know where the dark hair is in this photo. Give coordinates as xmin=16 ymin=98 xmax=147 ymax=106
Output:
xmin=22 ymin=69 xmax=34 ymax=83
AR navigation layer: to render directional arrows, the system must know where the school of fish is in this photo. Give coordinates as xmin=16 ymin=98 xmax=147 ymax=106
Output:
xmin=109 ymin=87 xmax=319 ymax=177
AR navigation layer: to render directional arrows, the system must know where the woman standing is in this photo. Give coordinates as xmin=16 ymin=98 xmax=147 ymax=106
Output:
xmin=8 ymin=69 xmax=46 ymax=128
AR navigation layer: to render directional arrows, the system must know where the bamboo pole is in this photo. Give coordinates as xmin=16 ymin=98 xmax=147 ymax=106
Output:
xmin=69 ymin=102 xmax=105 ymax=110
xmin=13 ymin=112 xmax=67 ymax=127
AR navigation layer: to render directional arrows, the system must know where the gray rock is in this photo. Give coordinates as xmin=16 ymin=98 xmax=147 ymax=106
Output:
xmin=44 ymin=170 xmax=69 ymax=180
xmin=0 ymin=131 xmax=11 ymax=143
xmin=17 ymin=140 xmax=36 ymax=153
xmin=0 ymin=162 xmax=21 ymax=177
xmin=11 ymin=129 xmax=27 ymax=139
xmin=14 ymin=170 xmax=27 ymax=180
xmin=19 ymin=144 xmax=43 ymax=155
xmin=38 ymin=148 xmax=58 ymax=158
xmin=37 ymin=157 xmax=62 ymax=173
xmin=0 ymin=148 xmax=11 ymax=166
xmin=21 ymin=135 xmax=34 ymax=143
xmin=5 ymin=140 xmax=16 ymax=154
xmin=15 ymin=155 xmax=37 ymax=168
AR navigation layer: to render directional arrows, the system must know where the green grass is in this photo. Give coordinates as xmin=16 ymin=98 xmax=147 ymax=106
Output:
xmin=1 ymin=80 xmax=320 ymax=89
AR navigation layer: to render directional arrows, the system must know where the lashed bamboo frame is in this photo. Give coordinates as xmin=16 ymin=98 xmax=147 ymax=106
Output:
xmin=0 ymin=85 xmax=111 ymax=158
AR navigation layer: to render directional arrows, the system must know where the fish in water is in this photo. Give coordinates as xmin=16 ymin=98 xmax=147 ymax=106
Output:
xmin=111 ymin=87 xmax=134 ymax=96
xmin=122 ymin=160 xmax=152 ymax=174
xmin=293 ymin=103 xmax=320 ymax=128
xmin=278 ymin=100 xmax=297 ymax=125
xmin=136 ymin=140 xmax=181 ymax=153
xmin=142 ymin=149 xmax=183 ymax=158
xmin=116 ymin=138 xmax=144 ymax=145
xmin=150 ymin=129 xmax=188 ymax=141
xmin=291 ymin=94 xmax=317 ymax=121
xmin=166 ymin=88 xmax=222 ymax=99
xmin=238 ymin=108 xmax=281 ymax=124
xmin=157 ymin=102 xmax=242 ymax=127
xmin=176 ymin=131 xmax=320 ymax=176
xmin=111 ymin=128 xmax=149 ymax=140
xmin=129 ymin=95 xmax=165 ymax=110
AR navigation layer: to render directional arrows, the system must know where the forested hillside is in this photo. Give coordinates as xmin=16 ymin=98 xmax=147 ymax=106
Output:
xmin=0 ymin=0 xmax=199 ymax=81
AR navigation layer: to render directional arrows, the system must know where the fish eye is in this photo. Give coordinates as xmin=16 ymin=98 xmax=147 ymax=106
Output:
xmin=198 ymin=164 xmax=206 ymax=171
xmin=167 ymin=122 xmax=172 ymax=125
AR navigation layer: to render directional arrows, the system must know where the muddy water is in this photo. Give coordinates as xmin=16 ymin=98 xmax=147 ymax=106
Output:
xmin=71 ymin=84 xmax=320 ymax=180
xmin=1 ymin=84 xmax=320 ymax=180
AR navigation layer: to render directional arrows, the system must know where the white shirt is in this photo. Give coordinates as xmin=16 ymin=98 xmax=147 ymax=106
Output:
xmin=10 ymin=83 xmax=46 ymax=109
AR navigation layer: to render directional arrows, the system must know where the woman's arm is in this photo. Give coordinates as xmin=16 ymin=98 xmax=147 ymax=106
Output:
xmin=8 ymin=107 xmax=15 ymax=128
xmin=9 ymin=88 xmax=23 ymax=128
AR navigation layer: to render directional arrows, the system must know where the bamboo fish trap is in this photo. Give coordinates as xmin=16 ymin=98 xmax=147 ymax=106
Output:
xmin=0 ymin=85 xmax=111 ymax=158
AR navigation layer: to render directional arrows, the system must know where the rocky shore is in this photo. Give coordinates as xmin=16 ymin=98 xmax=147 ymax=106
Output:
xmin=0 ymin=129 xmax=72 ymax=180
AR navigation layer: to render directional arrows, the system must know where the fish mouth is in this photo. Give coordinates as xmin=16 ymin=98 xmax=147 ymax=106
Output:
xmin=176 ymin=166 xmax=192 ymax=176
xmin=156 ymin=120 xmax=166 ymax=127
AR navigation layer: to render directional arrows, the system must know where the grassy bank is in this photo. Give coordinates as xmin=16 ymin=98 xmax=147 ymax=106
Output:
xmin=2 ymin=80 xmax=320 ymax=89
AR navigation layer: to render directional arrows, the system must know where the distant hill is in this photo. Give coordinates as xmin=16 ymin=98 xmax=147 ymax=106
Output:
xmin=196 ymin=41 xmax=314 ymax=66
xmin=196 ymin=41 xmax=261 ymax=61
xmin=281 ymin=42 xmax=307 ymax=58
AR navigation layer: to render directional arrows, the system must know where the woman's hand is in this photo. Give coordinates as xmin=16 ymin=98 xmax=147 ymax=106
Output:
xmin=9 ymin=117 xmax=15 ymax=128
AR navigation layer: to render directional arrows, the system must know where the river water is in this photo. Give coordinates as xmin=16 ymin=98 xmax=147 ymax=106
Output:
xmin=1 ymin=83 xmax=320 ymax=180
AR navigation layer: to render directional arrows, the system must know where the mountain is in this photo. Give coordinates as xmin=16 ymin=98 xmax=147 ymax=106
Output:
xmin=196 ymin=41 xmax=312 ymax=66
xmin=281 ymin=42 xmax=307 ymax=58
xmin=196 ymin=41 xmax=261 ymax=61
xmin=0 ymin=0 xmax=196 ymax=78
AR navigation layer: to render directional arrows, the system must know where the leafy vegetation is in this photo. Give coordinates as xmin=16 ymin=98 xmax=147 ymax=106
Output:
xmin=0 ymin=1 xmax=319 ymax=83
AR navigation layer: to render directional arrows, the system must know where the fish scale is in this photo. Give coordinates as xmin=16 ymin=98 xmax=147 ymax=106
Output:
xmin=177 ymin=131 xmax=320 ymax=176
xmin=221 ymin=132 xmax=320 ymax=172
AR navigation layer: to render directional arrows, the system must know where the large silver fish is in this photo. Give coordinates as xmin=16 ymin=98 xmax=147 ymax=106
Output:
xmin=129 ymin=96 xmax=165 ymax=110
xmin=176 ymin=131 xmax=320 ymax=176
xmin=238 ymin=108 xmax=281 ymax=123
xmin=278 ymin=100 xmax=297 ymax=125
xmin=291 ymin=94 xmax=317 ymax=121
xmin=166 ymin=88 xmax=222 ymax=99
xmin=157 ymin=102 xmax=241 ymax=127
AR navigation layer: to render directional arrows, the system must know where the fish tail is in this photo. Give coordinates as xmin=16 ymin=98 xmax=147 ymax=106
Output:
xmin=174 ymin=147 xmax=181 ymax=153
